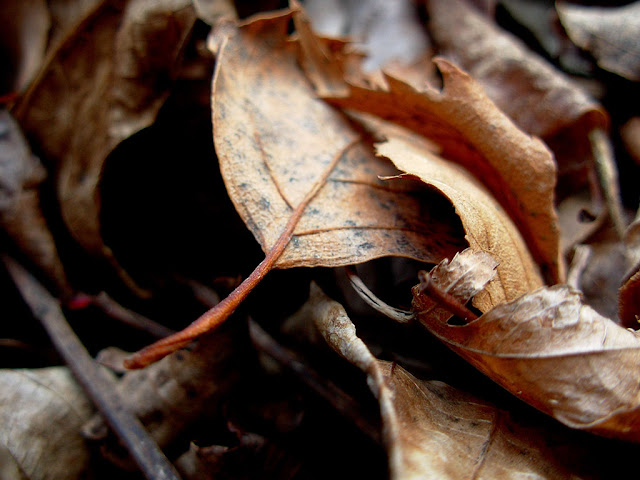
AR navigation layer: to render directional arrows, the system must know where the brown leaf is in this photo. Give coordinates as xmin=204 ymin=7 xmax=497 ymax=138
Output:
xmin=14 ymin=0 xmax=196 ymax=259
xmin=426 ymin=0 xmax=608 ymax=140
xmin=414 ymin=253 xmax=640 ymax=442
xmin=306 ymin=282 xmax=595 ymax=479
xmin=212 ymin=11 xmax=466 ymax=269
xmin=0 ymin=0 xmax=50 ymax=93
xmin=0 ymin=110 xmax=71 ymax=296
xmin=85 ymin=329 xmax=241 ymax=468
xmin=378 ymin=136 xmax=544 ymax=311
xmin=0 ymin=367 xmax=94 ymax=480
xmin=320 ymin=56 xmax=561 ymax=284
xmin=557 ymin=1 xmax=640 ymax=82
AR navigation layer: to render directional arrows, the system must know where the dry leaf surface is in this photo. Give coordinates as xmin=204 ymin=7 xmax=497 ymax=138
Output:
xmin=212 ymin=11 xmax=467 ymax=269
xmin=557 ymin=1 xmax=640 ymax=81
xmin=415 ymin=251 xmax=640 ymax=441
xmin=304 ymin=282 xmax=593 ymax=479
xmin=318 ymin=55 xmax=561 ymax=283
xmin=0 ymin=367 xmax=94 ymax=480
xmin=378 ymin=137 xmax=544 ymax=311
xmin=426 ymin=0 xmax=608 ymax=140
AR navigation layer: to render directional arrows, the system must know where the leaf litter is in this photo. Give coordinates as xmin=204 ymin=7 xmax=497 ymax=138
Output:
xmin=3 ymin=0 xmax=640 ymax=479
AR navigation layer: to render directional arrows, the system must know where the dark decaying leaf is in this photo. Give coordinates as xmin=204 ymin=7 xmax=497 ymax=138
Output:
xmin=14 ymin=0 xmax=196 ymax=263
xmin=0 ymin=109 xmax=71 ymax=296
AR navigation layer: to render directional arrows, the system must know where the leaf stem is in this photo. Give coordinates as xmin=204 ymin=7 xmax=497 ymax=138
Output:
xmin=124 ymin=139 xmax=358 ymax=369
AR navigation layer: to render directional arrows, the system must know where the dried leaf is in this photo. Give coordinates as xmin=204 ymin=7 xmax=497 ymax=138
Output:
xmin=306 ymin=282 xmax=594 ymax=479
xmin=14 ymin=0 xmax=196 ymax=259
xmin=0 ymin=0 xmax=50 ymax=93
xmin=415 ymin=255 xmax=640 ymax=442
xmin=426 ymin=0 xmax=608 ymax=140
xmin=0 ymin=367 xmax=94 ymax=480
xmin=0 ymin=110 xmax=71 ymax=296
xmin=85 ymin=329 xmax=241 ymax=465
xmin=320 ymin=56 xmax=561 ymax=284
xmin=378 ymin=136 xmax=544 ymax=311
xmin=557 ymin=1 xmax=640 ymax=82
xmin=621 ymin=117 xmax=640 ymax=167
xmin=212 ymin=11 xmax=466 ymax=269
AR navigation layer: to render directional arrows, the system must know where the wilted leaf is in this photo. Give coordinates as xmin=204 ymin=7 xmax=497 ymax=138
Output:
xmin=0 ymin=110 xmax=71 ymax=296
xmin=414 ymin=253 xmax=640 ymax=442
xmin=14 ymin=0 xmax=196 ymax=260
xmin=378 ymin=136 xmax=544 ymax=311
xmin=305 ymin=282 xmax=595 ymax=479
xmin=0 ymin=367 xmax=94 ymax=480
xmin=318 ymin=54 xmax=561 ymax=284
xmin=212 ymin=11 xmax=466 ymax=269
xmin=557 ymin=1 xmax=640 ymax=82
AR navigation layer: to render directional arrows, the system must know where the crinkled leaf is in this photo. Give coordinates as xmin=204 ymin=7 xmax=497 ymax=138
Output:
xmin=378 ymin=135 xmax=544 ymax=311
xmin=426 ymin=0 xmax=608 ymax=140
xmin=415 ymin=253 xmax=640 ymax=442
xmin=305 ymin=282 xmax=597 ymax=479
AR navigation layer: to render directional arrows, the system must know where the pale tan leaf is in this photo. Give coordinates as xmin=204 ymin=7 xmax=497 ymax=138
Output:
xmin=212 ymin=11 xmax=467 ymax=270
xmin=415 ymin=259 xmax=640 ymax=441
xmin=378 ymin=135 xmax=544 ymax=311
xmin=557 ymin=1 xmax=640 ymax=82
xmin=0 ymin=367 xmax=94 ymax=480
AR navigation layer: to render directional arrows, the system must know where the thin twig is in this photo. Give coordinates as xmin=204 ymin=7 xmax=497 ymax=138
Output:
xmin=345 ymin=265 xmax=414 ymax=323
xmin=248 ymin=318 xmax=382 ymax=445
xmin=124 ymin=139 xmax=358 ymax=369
xmin=91 ymin=291 xmax=175 ymax=339
xmin=4 ymin=256 xmax=182 ymax=480
xmin=589 ymin=128 xmax=627 ymax=238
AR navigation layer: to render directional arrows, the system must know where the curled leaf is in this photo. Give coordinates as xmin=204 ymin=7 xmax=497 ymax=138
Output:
xmin=378 ymin=135 xmax=544 ymax=311
xmin=415 ymin=254 xmax=640 ymax=441
xmin=321 ymin=56 xmax=561 ymax=284
xmin=306 ymin=282 xmax=597 ymax=479
xmin=426 ymin=0 xmax=608 ymax=139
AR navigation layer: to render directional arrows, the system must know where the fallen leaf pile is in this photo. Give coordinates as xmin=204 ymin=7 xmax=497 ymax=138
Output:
xmin=3 ymin=0 xmax=640 ymax=478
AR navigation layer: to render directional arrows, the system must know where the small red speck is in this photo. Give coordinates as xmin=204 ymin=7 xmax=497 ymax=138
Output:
xmin=67 ymin=294 xmax=93 ymax=310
